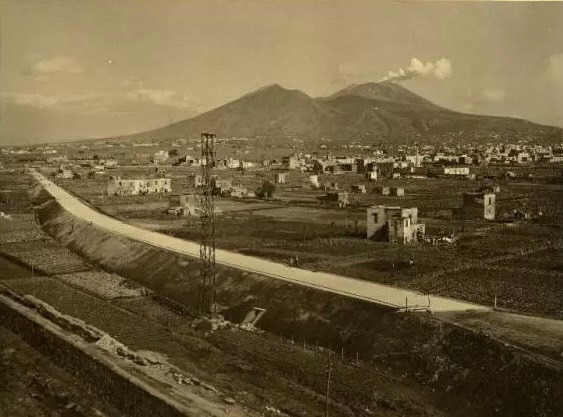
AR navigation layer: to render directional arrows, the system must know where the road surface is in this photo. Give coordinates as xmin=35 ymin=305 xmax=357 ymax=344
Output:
xmin=31 ymin=169 xmax=489 ymax=313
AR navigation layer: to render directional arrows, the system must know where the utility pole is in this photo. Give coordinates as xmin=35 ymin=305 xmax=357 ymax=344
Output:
xmin=325 ymin=349 xmax=332 ymax=417
xmin=199 ymin=132 xmax=217 ymax=315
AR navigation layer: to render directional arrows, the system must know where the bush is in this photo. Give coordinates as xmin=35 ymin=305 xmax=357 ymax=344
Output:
xmin=256 ymin=181 xmax=276 ymax=199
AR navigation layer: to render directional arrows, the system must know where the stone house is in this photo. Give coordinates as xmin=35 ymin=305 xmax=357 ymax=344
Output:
xmin=366 ymin=206 xmax=425 ymax=244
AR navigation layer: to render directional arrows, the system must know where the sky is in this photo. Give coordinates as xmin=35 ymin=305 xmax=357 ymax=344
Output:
xmin=1 ymin=0 xmax=563 ymax=145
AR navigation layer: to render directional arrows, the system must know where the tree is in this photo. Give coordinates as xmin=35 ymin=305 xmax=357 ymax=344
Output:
xmin=256 ymin=181 xmax=276 ymax=199
xmin=169 ymin=149 xmax=178 ymax=157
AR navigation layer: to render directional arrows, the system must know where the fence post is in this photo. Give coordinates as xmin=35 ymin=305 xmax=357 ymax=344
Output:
xmin=325 ymin=349 xmax=332 ymax=417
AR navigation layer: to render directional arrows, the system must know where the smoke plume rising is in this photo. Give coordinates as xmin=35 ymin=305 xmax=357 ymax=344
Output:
xmin=380 ymin=57 xmax=452 ymax=82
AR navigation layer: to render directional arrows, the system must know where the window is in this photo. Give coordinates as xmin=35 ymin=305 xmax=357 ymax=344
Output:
xmin=372 ymin=213 xmax=378 ymax=223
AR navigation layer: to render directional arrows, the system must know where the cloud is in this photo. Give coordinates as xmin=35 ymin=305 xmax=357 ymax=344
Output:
xmin=2 ymin=88 xmax=196 ymax=114
xmin=380 ymin=57 xmax=452 ymax=82
xmin=3 ymin=93 xmax=58 ymax=108
xmin=33 ymin=56 xmax=84 ymax=74
xmin=127 ymin=89 xmax=194 ymax=109
xmin=482 ymin=88 xmax=506 ymax=102
xmin=433 ymin=58 xmax=452 ymax=80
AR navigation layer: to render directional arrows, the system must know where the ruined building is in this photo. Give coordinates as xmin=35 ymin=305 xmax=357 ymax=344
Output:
xmin=107 ymin=177 xmax=171 ymax=196
xmin=213 ymin=178 xmax=233 ymax=195
xmin=168 ymin=194 xmax=198 ymax=216
xmin=365 ymin=170 xmax=378 ymax=181
xmin=321 ymin=191 xmax=349 ymax=208
xmin=309 ymin=174 xmax=320 ymax=188
xmin=275 ymin=173 xmax=286 ymax=184
xmin=282 ymin=155 xmax=299 ymax=170
xmin=390 ymin=187 xmax=405 ymax=197
xmin=462 ymin=192 xmax=496 ymax=220
xmin=367 ymin=206 xmax=425 ymax=244
xmin=186 ymin=173 xmax=203 ymax=188
xmin=351 ymin=184 xmax=367 ymax=194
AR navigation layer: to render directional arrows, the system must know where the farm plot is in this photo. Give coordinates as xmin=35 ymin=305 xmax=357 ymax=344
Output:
xmin=416 ymin=266 xmax=563 ymax=318
xmin=0 ymin=214 xmax=44 ymax=245
xmin=495 ymin=249 xmax=563 ymax=273
xmin=57 ymin=271 xmax=149 ymax=300
xmin=0 ymin=241 xmax=93 ymax=275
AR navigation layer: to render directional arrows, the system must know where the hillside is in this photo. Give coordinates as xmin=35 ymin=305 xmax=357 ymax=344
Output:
xmin=114 ymin=82 xmax=562 ymax=144
xmin=117 ymin=84 xmax=323 ymax=141
xmin=329 ymin=81 xmax=444 ymax=110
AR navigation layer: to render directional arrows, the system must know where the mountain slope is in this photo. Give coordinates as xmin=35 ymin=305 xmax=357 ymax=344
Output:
xmin=329 ymin=81 xmax=444 ymax=110
xmin=117 ymin=84 xmax=323 ymax=141
xmin=114 ymin=82 xmax=562 ymax=144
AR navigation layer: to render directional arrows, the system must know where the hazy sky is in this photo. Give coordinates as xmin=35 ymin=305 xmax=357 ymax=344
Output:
xmin=1 ymin=1 xmax=562 ymax=144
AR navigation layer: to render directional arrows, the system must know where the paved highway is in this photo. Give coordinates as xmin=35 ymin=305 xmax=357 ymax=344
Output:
xmin=31 ymin=169 xmax=489 ymax=313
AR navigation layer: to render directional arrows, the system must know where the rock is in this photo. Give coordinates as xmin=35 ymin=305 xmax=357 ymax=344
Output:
xmin=377 ymin=398 xmax=397 ymax=410
xmin=201 ymin=383 xmax=218 ymax=393
xmin=116 ymin=346 xmax=130 ymax=357
xmin=265 ymin=405 xmax=282 ymax=414
xmin=223 ymin=397 xmax=236 ymax=405
xmin=133 ymin=356 xmax=149 ymax=366
xmin=194 ymin=318 xmax=213 ymax=332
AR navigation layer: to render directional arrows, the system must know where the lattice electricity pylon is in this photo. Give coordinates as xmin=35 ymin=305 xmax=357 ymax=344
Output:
xmin=198 ymin=132 xmax=217 ymax=314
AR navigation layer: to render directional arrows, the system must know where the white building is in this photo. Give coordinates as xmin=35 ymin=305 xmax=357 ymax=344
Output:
xmin=444 ymin=166 xmax=470 ymax=176
xmin=226 ymin=158 xmax=240 ymax=169
xmin=309 ymin=175 xmax=320 ymax=188
xmin=153 ymin=151 xmax=169 ymax=164
xmin=107 ymin=177 xmax=171 ymax=196
xmin=275 ymin=173 xmax=286 ymax=184
xmin=517 ymin=152 xmax=531 ymax=164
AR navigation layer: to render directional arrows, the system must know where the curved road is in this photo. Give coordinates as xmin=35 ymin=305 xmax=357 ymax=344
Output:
xmin=31 ymin=169 xmax=489 ymax=313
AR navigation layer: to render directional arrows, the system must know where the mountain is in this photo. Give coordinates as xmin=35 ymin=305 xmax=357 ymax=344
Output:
xmin=329 ymin=81 xmax=443 ymax=110
xmin=115 ymin=84 xmax=322 ymax=141
xmin=113 ymin=82 xmax=562 ymax=144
